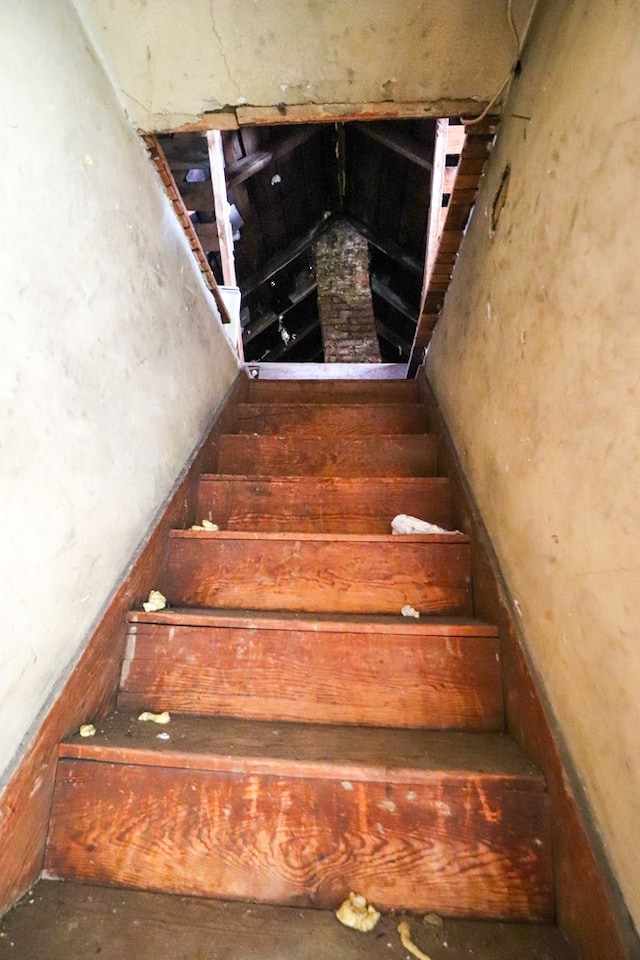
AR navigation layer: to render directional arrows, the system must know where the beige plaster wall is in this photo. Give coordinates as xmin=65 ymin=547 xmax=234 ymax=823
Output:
xmin=427 ymin=0 xmax=640 ymax=928
xmin=73 ymin=0 xmax=534 ymax=131
xmin=0 ymin=0 xmax=238 ymax=784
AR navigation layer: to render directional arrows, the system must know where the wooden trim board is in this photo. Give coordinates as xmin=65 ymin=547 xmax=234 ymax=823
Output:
xmin=417 ymin=370 xmax=640 ymax=960
xmin=0 ymin=371 xmax=249 ymax=917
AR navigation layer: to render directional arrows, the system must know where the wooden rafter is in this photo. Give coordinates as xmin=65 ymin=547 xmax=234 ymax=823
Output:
xmin=206 ymin=130 xmax=237 ymax=288
xmin=355 ymin=121 xmax=433 ymax=171
xmin=407 ymin=117 xmax=498 ymax=377
xmin=144 ymin=135 xmax=232 ymax=324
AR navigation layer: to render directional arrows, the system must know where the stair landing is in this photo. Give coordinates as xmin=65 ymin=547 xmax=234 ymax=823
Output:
xmin=0 ymin=881 xmax=577 ymax=960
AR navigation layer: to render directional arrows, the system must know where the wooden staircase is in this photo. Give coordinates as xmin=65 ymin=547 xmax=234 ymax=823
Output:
xmin=4 ymin=378 xmax=578 ymax=958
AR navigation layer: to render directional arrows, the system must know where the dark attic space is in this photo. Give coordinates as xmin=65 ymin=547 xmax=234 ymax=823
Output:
xmin=148 ymin=118 xmax=483 ymax=368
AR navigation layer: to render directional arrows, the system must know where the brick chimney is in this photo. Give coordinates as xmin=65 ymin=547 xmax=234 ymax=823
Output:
xmin=314 ymin=220 xmax=381 ymax=363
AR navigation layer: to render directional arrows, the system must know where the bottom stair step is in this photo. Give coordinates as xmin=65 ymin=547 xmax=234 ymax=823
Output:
xmin=0 ymin=881 xmax=577 ymax=960
xmin=44 ymin=714 xmax=553 ymax=920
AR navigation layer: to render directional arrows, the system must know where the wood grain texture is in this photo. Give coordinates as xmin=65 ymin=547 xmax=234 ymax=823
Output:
xmin=164 ymin=531 xmax=472 ymax=615
xmin=0 ymin=880 xmax=579 ymax=960
xmin=118 ymin=616 xmax=502 ymax=729
xmin=0 ymin=373 xmax=248 ymax=917
xmin=196 ymin=475 xmax=453 ymax=532
xmin=218 ymin=434 xmax=438 ymax=478
xmin=45 ymin=717 xmax=551 ymax=919
xmin=418 ymin=373 xmax=640 ymax=959
xmin=248 ymin=377 xmax=419 ymax=402
xmin=234 ymin=403 xmax=426 ymax=435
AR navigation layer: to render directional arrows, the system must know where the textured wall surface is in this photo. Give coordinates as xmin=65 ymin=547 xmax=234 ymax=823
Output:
xmin=0 ymin=0 xmax=238 ymax=785
xmin=72 ymin=0 xmax=535 ymax=131
xmin=315 ymin=222 xmax=381 ymax=364
xmin=427 ymin=0 xmax=640 ymax=929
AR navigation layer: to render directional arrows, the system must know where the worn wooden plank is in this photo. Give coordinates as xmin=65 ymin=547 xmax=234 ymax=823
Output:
xmin=355 ymin=121 xmax=434 ymax=171
xmin=218 ymin=433 xmax=438 ymax=477
xmin=233 ymin=402 xmax=425 ymax=436
xmin=247 ymin=378 xmax=418 ymax=402
xmin=119 ymin=617 xmax=502 ymax=729
xmin=45 ymin=717 xmax=551 ymax=918
xmin=196 ymin=476 xmax=452 ymax=532
xmin=164 ymin=531 xmax=471 ymax=615
xmin=0 ymin=880 xmax=580 ymax=960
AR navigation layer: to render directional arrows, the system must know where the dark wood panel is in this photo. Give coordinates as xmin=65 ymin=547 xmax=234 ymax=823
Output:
xmin=164 ymin=531 xmax=472 ymax=615
xmin=218 ymin=434 xmax=438 ymax=477
xmin=233 ymin=402 xmax=426 ymax=435
xmin=196 ymin=476 xmax=452 ymax=532
xmin=119 ymin=620 xmax=502 ymax=729
xmin=0 ymin=374 xmax=249 ymax=916
xmin=0 ymin=880 xmax=579 ymax=960
xmin=45 ymin=756 xmax=552 ymax=918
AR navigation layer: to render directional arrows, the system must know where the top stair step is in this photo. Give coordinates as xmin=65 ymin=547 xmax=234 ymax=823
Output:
xmin=234 ymin=403 xmax=426 ymax=435
xmin=247 ymin=378 xmax=420 ymax=404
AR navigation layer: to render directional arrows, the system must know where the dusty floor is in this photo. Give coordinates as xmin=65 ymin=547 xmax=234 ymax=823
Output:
xmin=0 ymin=880 xmax=577 ymax=959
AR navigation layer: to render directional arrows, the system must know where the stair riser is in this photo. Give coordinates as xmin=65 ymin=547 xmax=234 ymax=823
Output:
xmin=118 ymin=623 xmax=503 ymax=729
xmin=196 ymin=477 xmax=452 ymax=533
xmin=45 ymin=760 xmax=553 ymax=919
xmin=248 ymin=380 xmax=420 ymax=404
xmin=218 ymin=435 xmax=437 ymax=477
xmin=234 ymin=404 xmax=426 ymax=436
xmin=164 ymin=536 xmax=472 ymax=615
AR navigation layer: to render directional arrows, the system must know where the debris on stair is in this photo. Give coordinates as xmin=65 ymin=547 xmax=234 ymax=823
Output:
xmin=397 ymin=921 xmax=433 ymax=960
xmin=156 ymin=731 xmax=170 ymax=740
xmin=142 ymin=590 xmax=167 ymax=613
xmin=401 ymin=604 xmax=420 ymax=618
xmin=335 ymin=892 xmax=381 ymax=932
xmin=137 ymin=710 xmax=171 ymax=725
xmin=391 ymin=514 xmax=460 ymax=536
xmin=422 ymin=913 xmax=444 ymax=928
xmin=78 ymin=723 xmax=96 ymax=738
xmin=190 ymin=519 xmax=220 ymax=531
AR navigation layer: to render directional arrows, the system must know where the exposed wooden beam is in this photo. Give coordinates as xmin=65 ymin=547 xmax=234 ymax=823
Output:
xmin=243 ymin=279 xmax=317 ymax=346
xmin=375 ymin=319 xmax=411 ymax=355
xmin=144 ymin=135 xmax=232 ymax=324
xmin=345 ymin=215 xmax=423 ymax=277
xmin=355 ymin=121 xmax=433 ymax=171
xmin=227 ymin=126 xmax=319 ymax=190
xmin=370 ymin=275 xmax=418 ymax=323
xmin=421 ymin=118 xmax=449 ymax=312
xmin=257 ymin=318 xmax=321 ymax=363
xmin=206 ymin=130 xmax=237 ymax=288
xmin=240 ymin=215 xmax=337 ymax=297
xmin=407 ymin=119 xmax=497 ymax=377
xmin=446 ymin=125 xmax=466 ymax=154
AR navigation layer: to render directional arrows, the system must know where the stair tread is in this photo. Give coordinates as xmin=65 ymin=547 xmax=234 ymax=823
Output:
xmin=168 ymin=529 xmax=469 ymax=542
xmin=1 ymin=880 xmax=577 ymax=960
xmin=128 ymin=606 xmax=498 ymax=636
xmin=59 ymin=713 xmax=544 ymax=786
xmin=233 ymin=403 xmax=426 ymax=435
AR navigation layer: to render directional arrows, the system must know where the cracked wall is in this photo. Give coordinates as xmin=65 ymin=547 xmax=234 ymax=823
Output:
xmin=426 ymin=0 xmax=640 ymax=931
xmin=72 ymin=0 xmax=536 ymax=131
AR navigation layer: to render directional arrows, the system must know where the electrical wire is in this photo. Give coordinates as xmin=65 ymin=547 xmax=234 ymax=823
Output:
xmin=462 ymin=0 xmax=520 ymax=126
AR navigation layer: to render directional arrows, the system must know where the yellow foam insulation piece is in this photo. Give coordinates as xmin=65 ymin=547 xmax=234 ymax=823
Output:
xmin=142 ymin=590 xmax=167 ymax=613
xmin=79 ymin=723 xmax=96 ymax=738
xmin=336 ymin=892 xmax=381 ymax=932
xmin=138 ymin=711 xmax=171 ymax=725
xmin=190 ymin=519 xmax=220 ymax=531
xmin=397 ymin=921 xmax=433 ymax=960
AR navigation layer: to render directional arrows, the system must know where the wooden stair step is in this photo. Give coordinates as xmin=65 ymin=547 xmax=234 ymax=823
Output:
xmin=45 ymin=715 xmax=553 ymax=919
xmin=248 ymin=377 xmax=420 ymax=404
xmin=196 ymin=475 xmax=453 ymax=533
xmin=0 ymin=880 xmax=578 ymax=960
xmin=233 ymin=403 xmax=426 ymax=435
xmin=119 ymin=608 xmax=502 ymax=729
xmin=218 ymin=434 xmax=437 ymax=477
xmin=164 ymin=531 xmax=472 ymax=615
